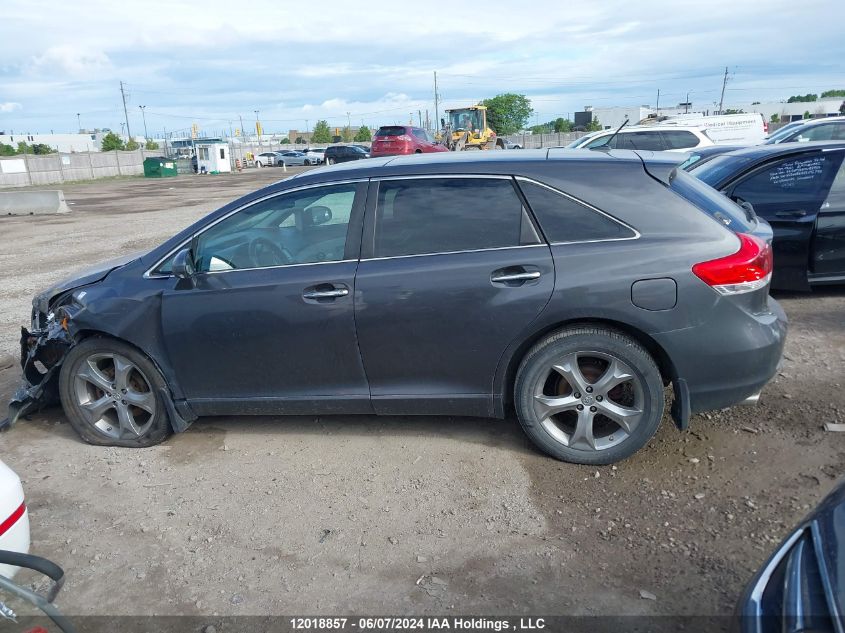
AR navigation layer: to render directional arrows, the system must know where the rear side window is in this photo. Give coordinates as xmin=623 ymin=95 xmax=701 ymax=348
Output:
xmin=374 ymin=178 xmax=528 ymax=257
xmin=661 ymin=130 xmax=700 ymax=149
xmin=615 ymin=131 xmax=665 ymax=151
xmin=376 ymin=126 xmax=406 ymax=137
xmin=670 ymin=170 xmax=755 ymax=232
xmin=518 ymin=180 xmax=636 ymax=242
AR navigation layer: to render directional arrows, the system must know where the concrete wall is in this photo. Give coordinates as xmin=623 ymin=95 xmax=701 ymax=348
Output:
xmin=502 ymin=132 xmax=587 ymax=149
xmin=0 ymin=150 xmax=153 ymax=188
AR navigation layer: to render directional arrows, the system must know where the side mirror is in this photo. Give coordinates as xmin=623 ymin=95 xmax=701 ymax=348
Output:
xmin=172 ymin=248 xmax=196 ymax=279
xmin=304 ymin=206 xmax=332 ymax=226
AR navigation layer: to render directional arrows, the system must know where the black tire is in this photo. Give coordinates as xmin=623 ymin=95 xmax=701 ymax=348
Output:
xmin=59 ymin=337 xmax=172 ymax=448
xmin=514 ymin=325 xmax=664 ymax=465
xmin=327 ymin=157 xmax=335 ymax=165
xmin=304 ymin=159 xmax=311 ymax=165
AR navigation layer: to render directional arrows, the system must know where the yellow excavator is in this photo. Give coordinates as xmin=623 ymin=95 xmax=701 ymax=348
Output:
xmin=440 ymin=105 xmax=505 ymax=151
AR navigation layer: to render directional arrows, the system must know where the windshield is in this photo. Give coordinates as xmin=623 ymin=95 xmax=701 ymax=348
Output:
xmin=449 ymin=109 xmax=483 ymax=131
xmin=764 ymin=122 xmax=804 ymax=144
xmin=688 ymin=154 xmax=755 ymax=187
xmin=565 ymin=130 xmax=606 ymax=148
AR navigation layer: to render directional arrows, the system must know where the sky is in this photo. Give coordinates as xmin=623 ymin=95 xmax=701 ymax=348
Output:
xmin=1 ymin=0 xmax=844 ymax=138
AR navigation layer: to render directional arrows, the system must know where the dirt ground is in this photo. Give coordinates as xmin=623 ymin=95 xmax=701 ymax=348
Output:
xmin=0 ymin=169 xmax=843 ymax=620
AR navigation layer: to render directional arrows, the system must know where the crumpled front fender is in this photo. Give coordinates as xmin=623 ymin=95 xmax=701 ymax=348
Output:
xmin=1 ymin=322 xmax=73 ymax=431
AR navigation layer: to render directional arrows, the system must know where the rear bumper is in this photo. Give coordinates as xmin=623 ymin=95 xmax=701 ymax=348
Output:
xmin=0 ymin=506 xmax=30 ymax=579
xmin=654 ymin=297 xmax=787 ymax=415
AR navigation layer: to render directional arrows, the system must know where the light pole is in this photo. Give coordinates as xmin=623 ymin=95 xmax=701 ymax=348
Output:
xmin=76 ymin=113 xmax=81 ymax=132
xmin=254 ymin=110 xmax=261 ymax=145
xmin=139 ymin=105 xmax=148 ymax=140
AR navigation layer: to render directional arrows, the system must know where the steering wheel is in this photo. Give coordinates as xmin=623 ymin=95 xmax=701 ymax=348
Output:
xmin=248 ymin=237 xmax=293 ymax=267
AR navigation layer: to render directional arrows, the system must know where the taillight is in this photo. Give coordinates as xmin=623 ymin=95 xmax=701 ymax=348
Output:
xmin=763 ymin=121 xmax=769 ymax=133
xmin=692 ymin=233 xmax=772 ymax=295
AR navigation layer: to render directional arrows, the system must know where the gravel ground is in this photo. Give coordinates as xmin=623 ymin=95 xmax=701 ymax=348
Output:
xmin=0 ymin=169 xmax=843 ymax=619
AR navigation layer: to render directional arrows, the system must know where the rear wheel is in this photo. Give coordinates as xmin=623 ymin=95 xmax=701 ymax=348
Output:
xmin=327 ymin=157 xmax=335 ymax=165
xmin=59 ymin=337 xmax=172 ymax=447
xmin=514 ymin=326 xmax=664 ymax=464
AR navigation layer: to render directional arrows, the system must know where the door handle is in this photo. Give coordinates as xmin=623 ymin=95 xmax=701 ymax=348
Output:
xmin=491 ymin=271 xmax=542 ymax=283
xmin=303 ymin=288 xmax=349 ymax=299
xmin=775 ymin=210 xmax=807 ymax=218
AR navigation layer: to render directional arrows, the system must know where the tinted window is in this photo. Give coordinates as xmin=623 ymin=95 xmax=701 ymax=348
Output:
xmin=689 ymin=154 xmax=756 ymax=187
xmin=376 ymin=126 xmax=407 ymax=137
xmin=374 ymin=178 xmax=525 ymax=257
xmin=670 ymin=170 xmax=755 ymax=232
xmin=732 ymin=154 xmax=833 ymax=205
xmin=193 ymin=184 xmax=358 ymax=272
xmin=795 ymin=123 xmax=845 ymax=142
xmin=661 ymin=130 xmax=700 ymax=149
xmin=519 ymin=180 xmax=636 ymax=242
xmin=411 ymin=128 xmax=429 ymax=141
xmin=615 ymin=131 xmax=666 ymax=151
xmin=821 ymin=154 xmax=845 ymax=212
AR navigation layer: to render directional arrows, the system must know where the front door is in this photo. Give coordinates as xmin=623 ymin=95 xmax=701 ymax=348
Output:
xmin=727 ymin=151 xmax=840 ymax=290
xmin=160 ymin=181 xmax=372 ymax=415
xmin=354 ymin=176 xmax=554 ymax=417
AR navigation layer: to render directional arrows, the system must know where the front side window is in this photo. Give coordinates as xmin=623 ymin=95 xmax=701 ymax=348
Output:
xmin=192 ymin=184 xmax=358 ymax=273
xmin=731 ymin=154 xmax=834 ymax=206
xmin=373 ymin=178 xmax=529 ymax=258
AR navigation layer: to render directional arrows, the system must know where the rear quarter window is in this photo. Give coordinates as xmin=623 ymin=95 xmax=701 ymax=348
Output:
xmin=670 ymin=170 xmax=755 ymax=232
xmin=518 ymin=180 xmax=636 ymax=243
xmin=661 ymin=130 xmax=700 ymax=149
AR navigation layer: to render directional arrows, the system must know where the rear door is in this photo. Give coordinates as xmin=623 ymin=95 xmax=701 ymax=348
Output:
xmin=613 ymin=131 xmax=667 ymax=151
xmin=354 ymin=175 xmax=554 ymax=416
xmin=725 ymin=150 xmax=841 ymax=289
xmin=810 ymin=150 xmax=845 ymax=280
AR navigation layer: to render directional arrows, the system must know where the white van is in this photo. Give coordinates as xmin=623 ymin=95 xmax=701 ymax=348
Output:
xmin=657 ymin=113 xmax=766 ymax=146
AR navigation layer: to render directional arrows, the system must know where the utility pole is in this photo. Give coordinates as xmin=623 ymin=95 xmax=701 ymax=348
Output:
xmin=434 ymin=71 xmax=439 ymax=128
xmin=418 ymin=110 xmax=423 ymax=127
xmin=346 ymin=111 xmax=351 ymax=129
xmin=685 ymin=92 xmax=690 ymax=114
xmin=718 ymin=66 xmax=729 ymax=114
xmin=239 ymin=114 xmax=246 ymax=140
xmin=139 ymin=105 xmax=148 ymax=140
xmin=120 ymin=81 xmax=132 ymax=140
xmin=656 ymin=89 xmax=660 ymax=115
xmin=76 ymin=113 xmax=81 ymax=132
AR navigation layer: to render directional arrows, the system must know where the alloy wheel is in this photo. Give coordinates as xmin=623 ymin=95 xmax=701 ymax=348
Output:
xmin=73 ymin=352 xmax=156 ymax=440
xmin=532 ymin=351 xmax=644 ymax=451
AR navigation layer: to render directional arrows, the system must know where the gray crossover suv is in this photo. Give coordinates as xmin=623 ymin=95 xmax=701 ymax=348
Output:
xmin=6 ymin=150 xmax=786 ymax=464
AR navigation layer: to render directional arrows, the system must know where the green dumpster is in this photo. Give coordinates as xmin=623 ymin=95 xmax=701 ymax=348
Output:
xmin=143 ymin=156 xmax=178 ymax=178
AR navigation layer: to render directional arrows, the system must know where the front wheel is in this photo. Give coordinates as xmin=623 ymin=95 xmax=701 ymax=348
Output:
xmin=304 ymin=159 xmax=311 ymax=165
xmin=514 ymin=326 xmax=664 ymax=464
xmin=59 ymin=337 xmax=172 ymax=447
xmin=327 ymin=157 xmax=335 ymax=165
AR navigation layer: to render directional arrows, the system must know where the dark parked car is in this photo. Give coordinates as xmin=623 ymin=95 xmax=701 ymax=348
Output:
xmin=689 ymin=141 xmax=845 ymax=291
xmin=764 ymin=116 xmax=845 ymax=144
xmin=5 ymin=150 xmax=786 ymax=465
xmin=736 ymin=478 xmax=845 ymax=632
xmin=324 ymin=144 xmax=369 ymax=164
xmin=679 ymin=145 xmax=745 ymax=171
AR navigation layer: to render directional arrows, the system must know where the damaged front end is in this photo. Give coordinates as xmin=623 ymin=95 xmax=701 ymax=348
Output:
xmin=1 ymin=303 xmax=79 ymax=432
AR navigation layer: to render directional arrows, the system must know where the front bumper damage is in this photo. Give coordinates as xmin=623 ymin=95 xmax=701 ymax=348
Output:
xmin=0 ymin=316 xmax=74 ymax=432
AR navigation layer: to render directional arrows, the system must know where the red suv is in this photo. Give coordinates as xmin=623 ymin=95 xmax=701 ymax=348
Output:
xmin=370 ymin=126 xmax=449 ymax=157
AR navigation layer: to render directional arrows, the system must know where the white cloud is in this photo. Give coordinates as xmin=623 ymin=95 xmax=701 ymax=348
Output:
xmin=0 ymin=102 xmax=22 ymax=113
xmin=0 ymin=0 xmax=842 ymax=133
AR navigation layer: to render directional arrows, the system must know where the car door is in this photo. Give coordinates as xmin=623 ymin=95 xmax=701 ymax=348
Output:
xmin=353 ymin=175 xmax=555 ymax=417
xmin=810 ymin=150 xmax=845 ymax=280
xmin=159 ymin=181 xmax=372 ymax=415
xmin=725 ymin=151 xmax=841 ymax=290
xmin=614 ymin=131 xmax=667 ymax=151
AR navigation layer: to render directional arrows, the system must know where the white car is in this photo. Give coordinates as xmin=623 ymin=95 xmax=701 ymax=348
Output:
xmin=302 ymin=148 xmax=325 ymax=164
xmin=0 ymin=459 xmax=30 ymax=579
xmin=566 ymin=125 xmax=715 ymax=152
xmin=255 ymin=152 xmax=279 ymax=167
